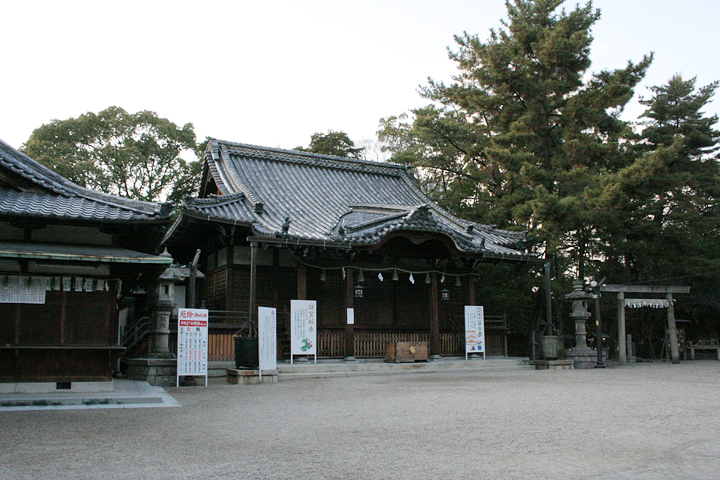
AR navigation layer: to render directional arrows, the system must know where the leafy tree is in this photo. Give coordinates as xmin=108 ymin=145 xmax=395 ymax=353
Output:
xmin=22 ymin=106 xmax=199 ymax=202
xmin=379 ymin=0 xmax=651 ymax=274
xmin=296 ymin=130 xmax=363 ymax=158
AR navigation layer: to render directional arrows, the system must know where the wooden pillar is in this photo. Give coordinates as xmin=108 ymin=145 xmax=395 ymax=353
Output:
xmin=430 ymin=272 xmax=440 ymax=357
xmin=667 ymin=293 xmax=680 ymax=364
xmin=468 ymin=275 xmax=477 ymax=306
xmin=225 ymin=245 xmax=233 ymax=312
xmin=272 ymin=248 xmax=279 ymax=307
xmin=345 ymin=269 xmax=355 ymax=359
xmin=617 ymin=291 xmax=626 ymax=366
xmin=297 ymin=264 xmax=307 ymax=300
xmin=248 ymin=242 xmax=258 ymax=326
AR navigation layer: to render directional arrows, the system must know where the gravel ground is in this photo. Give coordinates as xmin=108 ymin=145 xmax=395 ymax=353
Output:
xmin=1 ymin=361 xmax=719 ymax=480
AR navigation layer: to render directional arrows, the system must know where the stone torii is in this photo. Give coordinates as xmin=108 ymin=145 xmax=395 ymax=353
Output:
xmin=601 ymin=285 xmax=690 ymax=365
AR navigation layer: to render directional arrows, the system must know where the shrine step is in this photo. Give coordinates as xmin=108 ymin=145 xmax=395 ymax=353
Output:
xmin=276 ymin=357 xmax=531 ymax=380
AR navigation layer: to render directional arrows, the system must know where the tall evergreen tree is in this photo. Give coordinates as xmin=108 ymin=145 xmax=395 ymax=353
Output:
xmin=379 ymin=0 xmax=651 ymax=274
xmin=591 ymin=75 xmax=720 ymax=282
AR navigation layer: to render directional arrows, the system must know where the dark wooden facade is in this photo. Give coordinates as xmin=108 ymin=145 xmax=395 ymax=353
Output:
xmin=0 ymin=139 xmax=172 ymax=385
xmin=162 ymin=140 xmax=536 ymax=360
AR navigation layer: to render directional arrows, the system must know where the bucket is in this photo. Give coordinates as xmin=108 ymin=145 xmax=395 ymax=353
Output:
xmin=541 ymin=335 xmax=564 ymax=360
xmin=234 ymin=336 xmax=259 ymax=369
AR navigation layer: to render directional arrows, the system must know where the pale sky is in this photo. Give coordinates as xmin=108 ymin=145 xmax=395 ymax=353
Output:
xmin=2 ymin=0 xmax=719 ymax=156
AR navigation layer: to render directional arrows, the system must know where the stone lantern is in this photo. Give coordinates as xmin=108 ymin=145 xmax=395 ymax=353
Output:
xmin=148 ymin=249 xmax=176 ymax=359
xmin=564 ymin=279 xmax=597 ymax=368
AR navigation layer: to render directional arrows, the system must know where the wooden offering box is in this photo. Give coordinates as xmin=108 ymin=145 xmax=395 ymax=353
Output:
xmin=385 ymin=341 xmax=429 ymax=363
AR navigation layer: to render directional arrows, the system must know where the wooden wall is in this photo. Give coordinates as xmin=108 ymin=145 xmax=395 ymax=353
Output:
xmin=0 ymin=290 xmax=118 ymax=382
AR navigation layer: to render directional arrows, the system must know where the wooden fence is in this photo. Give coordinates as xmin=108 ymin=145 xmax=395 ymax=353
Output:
xmin=207 ymin=331 xmax=507 ymax=362
xmin=209 ymin=333 xmax=235 ymax=361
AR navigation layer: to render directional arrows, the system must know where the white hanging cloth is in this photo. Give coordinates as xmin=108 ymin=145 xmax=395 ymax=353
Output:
xmin=624 ymin=298 xmax=672 ymax=309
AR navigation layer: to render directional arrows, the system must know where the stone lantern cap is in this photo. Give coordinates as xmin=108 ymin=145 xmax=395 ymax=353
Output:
xmin=565 ymin=279 xmax=594 ymax=301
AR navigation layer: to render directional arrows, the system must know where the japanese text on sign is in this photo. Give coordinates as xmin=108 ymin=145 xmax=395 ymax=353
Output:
xmin=465 ymin=305 xmax=485 ymax=355
xmin=290 ymin=300 xmax=317 ymax=356
xmin=177 ymin=308 xmax=209 ymax=378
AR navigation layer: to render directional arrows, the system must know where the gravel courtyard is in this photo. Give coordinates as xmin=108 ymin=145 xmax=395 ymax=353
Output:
xmin=1 ymin=361 xmax=719 ymax=479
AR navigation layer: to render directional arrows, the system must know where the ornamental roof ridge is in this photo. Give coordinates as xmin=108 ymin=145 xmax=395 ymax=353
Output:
xmin=0 ymin=138 xmax=172 ymax=219
xmin=185 ymin=191 xmax=246 ymax=207
xmin=214 ymin=139 xmax=411 ymax=176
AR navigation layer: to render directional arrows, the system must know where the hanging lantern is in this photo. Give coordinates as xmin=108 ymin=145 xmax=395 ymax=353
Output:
xmin=357 ymin=269 xmax=365 ymax=283
xmin=354 ymin=283 xmax=364 ymax=298
xmin=425 ymin=273 xmax=431 ymax=284
xmin=441 ymin=287 xmax=451 ymax=301
xmin=320 ymin=270 xmax=326 ymax=282
xmin=455 ymin=276 xmax=462 ymax=287
xmin=392 ymin=269 xmax=399 ymax=281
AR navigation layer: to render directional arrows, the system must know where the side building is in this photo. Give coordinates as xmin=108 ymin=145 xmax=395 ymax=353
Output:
xmin=0 ymin=139 xmax=173 ymax=392
xmin=162 ymin=139 xmax=540 ymax=360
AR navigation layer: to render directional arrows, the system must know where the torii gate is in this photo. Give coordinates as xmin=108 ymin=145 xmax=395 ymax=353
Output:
xmin=601 ymin=285 xmax=690 ymax=365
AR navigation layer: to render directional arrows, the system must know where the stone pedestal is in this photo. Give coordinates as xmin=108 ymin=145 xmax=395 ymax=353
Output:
xmin=531 ymin=359 xmax=574 ymax=370
xmin=126 ymin=358 xmax=176 ymax=386
xmin=227 ymin=369 xmax=278 ymax=385
xmin=565 ymin=347 xmax=599 ymax=369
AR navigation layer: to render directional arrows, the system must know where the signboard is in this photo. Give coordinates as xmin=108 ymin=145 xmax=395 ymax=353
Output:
xmin=258 ymin=306 xmax=277 ymax=378
xmin=177 ymin=308 xmax=209 ymax=387
xmin=0 ymin=276 xmax=49 ymax=304
xmin=290 ymin=299 xmax=317 ymax=363
xmin=464 ymin=305 xmax=485 ymax=359
xmin=346 ymin=308 xmax=354 ymax=325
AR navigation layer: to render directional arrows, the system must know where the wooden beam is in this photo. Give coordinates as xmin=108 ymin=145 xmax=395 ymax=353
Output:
xmin=430 ymin=272 xmax=440 ymax=357
xmin=345 ymin=269 xmax=355 ymax=359
xmin=297 ymin=264 xmax=307 ymax=300
xmin=468 ymin=276 xmax=476 ymax=306
xmin=248 ymin=242 xmax=258 ymax=327
xmin=601 ymin=285 xmax=690 ymax=294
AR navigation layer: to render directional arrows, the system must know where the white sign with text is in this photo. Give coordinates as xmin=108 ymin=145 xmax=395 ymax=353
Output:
xmin=177 ymin=308 xmax=209 ymax=386
xmin=464 ymin=305 xmax=485 ymax=359
xmin=290 ymin=299 xmax=317 ymax=363
xmin=258 ymin=306 xmax=277 ymax=377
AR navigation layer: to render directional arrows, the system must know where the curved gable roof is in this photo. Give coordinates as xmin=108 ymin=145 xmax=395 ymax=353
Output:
xmin=178 ymin=139 xmax=531 ymax=259
xmin=0 ymin=138 xmax=172 ymax=222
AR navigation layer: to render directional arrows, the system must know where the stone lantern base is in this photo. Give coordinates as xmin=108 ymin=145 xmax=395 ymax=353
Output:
xmin=125 ymin=358 xmax=177 ymax=386
xmin=566 ymin=346 xmax=605 ymax=369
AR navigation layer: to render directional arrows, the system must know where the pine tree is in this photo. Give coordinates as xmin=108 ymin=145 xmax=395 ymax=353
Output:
xmin=380 ymin=0 xmax=651 ymax=271
xmin=592 ymin=75 xmax=720 ymax=282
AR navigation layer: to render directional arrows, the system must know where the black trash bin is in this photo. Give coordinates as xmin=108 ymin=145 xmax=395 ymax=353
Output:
xmin=234 ymin=336 xmax=259 ymax=369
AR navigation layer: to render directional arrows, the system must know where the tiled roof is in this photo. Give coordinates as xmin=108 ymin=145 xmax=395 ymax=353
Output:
xmin=181 ymin=139 xmax=531 ymax=258
xmin=0 ymin=139 xmax=172 ymax=222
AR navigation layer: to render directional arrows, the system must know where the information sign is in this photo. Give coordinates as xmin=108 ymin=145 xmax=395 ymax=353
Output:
xmin=258 ymin=306 xmax=277 ymax=378
xmin=464 ymin=305 xmax=485 ymax=359
xmin=177 ymin=308 xmax=209 ymax=387
xmin=290 ymin=299 xmax=317 ymax=363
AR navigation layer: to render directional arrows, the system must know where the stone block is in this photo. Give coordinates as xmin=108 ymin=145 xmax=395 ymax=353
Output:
xmin=227 ymin=368 xmax=278 ymax=385
xmin=531 ymin=359 xmax=575 ymax=370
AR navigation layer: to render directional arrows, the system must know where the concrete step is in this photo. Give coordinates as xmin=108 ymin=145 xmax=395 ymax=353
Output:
xmin=274 ymin=357 xmax=532 ymax=380
xmin=0 ymin=379 xmax=180 ymax=411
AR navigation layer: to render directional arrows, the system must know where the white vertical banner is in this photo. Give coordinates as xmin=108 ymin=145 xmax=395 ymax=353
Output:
xmin=258 ymin=306 xmax=277 ymax=379
xmin=346 ymin=308 xmax=354 ymax=325
xmin=177 ymin=308 xmax=209 ymax=387
xmin=290 ymin=299 xmax=317 ymax=364
xmin=464 ymin=305 xmax=485 ymax=360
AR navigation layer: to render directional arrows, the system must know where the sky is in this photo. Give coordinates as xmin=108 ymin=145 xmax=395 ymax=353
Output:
xmin=3 ymin=0 xmax=720 ymax=157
